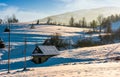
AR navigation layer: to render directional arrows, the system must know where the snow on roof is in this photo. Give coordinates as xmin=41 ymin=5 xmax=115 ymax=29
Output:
xmin=32 ymin=46 xmax=59 ymax=56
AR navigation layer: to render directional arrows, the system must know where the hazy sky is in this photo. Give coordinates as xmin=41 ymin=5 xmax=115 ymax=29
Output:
xmin=0 ymin=0 xmax=120 ymax=22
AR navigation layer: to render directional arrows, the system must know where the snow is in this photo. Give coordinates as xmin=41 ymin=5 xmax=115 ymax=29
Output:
xmin=0 ymin=24 xmax=120 ymax=77
xmin=1 ymin=62 xmax=120 ymax=77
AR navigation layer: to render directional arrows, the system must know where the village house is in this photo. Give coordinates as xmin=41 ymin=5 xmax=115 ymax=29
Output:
xmin=32 ymin=45 xmax=59 ymax=64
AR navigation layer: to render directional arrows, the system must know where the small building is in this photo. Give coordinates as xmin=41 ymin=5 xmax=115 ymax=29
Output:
xmin=32 ymin=46 xmax=59 ymax=64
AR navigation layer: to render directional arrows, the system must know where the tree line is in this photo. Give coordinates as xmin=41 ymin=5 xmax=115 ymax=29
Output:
xmin=0 ymin=14 xmax=19 ymax=24
xmin=40 ymin=14 xmax=120 ymax=32
xmin=69 ymin=14 xmax=120 ymax=27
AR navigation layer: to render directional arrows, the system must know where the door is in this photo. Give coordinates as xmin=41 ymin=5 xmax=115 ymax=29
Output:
xmin=39 ymin=58 xmax=41 ymax=63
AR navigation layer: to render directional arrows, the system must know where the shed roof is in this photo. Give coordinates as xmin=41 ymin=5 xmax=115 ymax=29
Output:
xmin=32 ymin=46 xmax=59 ymax=56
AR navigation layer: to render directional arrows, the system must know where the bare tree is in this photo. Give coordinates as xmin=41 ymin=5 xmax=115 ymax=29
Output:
xmin=46 ymin=17 xmax=52 ymax=24
xmin=12 ymin=14 xmax=18 ymax=23
xmin=5 ymin=14 xmax=18 ymax=24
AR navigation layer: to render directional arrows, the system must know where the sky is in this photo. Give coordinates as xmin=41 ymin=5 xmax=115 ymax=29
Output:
xmin=0 ymin=0 xmax=120 ymax=22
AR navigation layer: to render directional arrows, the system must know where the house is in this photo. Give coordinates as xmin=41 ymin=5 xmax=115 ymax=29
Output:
xmin=32 ymin=45 xmax=59 ymax=64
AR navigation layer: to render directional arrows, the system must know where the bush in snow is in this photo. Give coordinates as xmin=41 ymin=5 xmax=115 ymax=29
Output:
xmin=4 ymin=26 xmax=10 ymax=32
xmin=74 ymin=39 xmax=101 ymax=48
xmin=30 ymin=24 xmax=35 ymax=29
xmin=0 ymin=38 xmax=5 ymax=48
xmin=99 ymin=34 xmax=114 ymax=44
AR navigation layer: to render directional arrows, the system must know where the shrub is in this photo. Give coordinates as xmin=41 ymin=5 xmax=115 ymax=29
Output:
xmin=99 ymin=34 xmax=114 ymax=44
xmin=30 ymin=24 xmax=35 ymax=29
xmin=0 ymin=38 xmax=5 ymax=48
xmin=43 ymin=33 xmax=68 ymax=50
xmin=4 ymin=27 xmax=10 ymax=32
xmin=74 ymin=39 xmax=100 ymax=48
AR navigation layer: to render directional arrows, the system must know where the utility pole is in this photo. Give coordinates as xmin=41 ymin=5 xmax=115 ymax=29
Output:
xmin=7 ymin=22 xmax=10 ymax=73
xmin=23 ymin=36 xmax=27 ymax=71
xmin=69 ymin=36 xmax=71 ymax=52
xmin=68 ymin=35 xmax=73 ymax=52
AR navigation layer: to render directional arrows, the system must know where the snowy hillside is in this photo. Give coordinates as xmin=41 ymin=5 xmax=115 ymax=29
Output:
xmin=1 ymin=42 xmax=120 ymax=77
xmin=35 ymin=7 xmax=120 ymax=25
xmin=0 ymin=24 xmax=120 ymax=77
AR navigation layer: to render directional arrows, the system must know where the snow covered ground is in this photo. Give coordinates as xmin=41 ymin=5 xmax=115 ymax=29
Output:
xmin=0 ymin=24 xmax=120 ymax=77
xmin=1 ymin=62 xmax=120 ymax=77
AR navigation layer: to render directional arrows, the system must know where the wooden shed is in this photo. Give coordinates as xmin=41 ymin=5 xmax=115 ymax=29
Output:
xmin=32 ymin=46 xmax=59 ymax=64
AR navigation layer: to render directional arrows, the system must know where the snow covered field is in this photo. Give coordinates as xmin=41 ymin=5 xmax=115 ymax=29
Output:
xmin=0 ymin=24 xmax=120 ymax=77
xmin=1 ymin=62 xmax=120 ymax=77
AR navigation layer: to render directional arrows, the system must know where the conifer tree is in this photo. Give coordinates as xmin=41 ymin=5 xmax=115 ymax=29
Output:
xmin=82 ymin=17 xmax=87 ymax=27
xmin=90 ymin=20 xmax=97 ymax=32
xmin=105 ymin=23 xmax=112 ymax=34
xmin=47 ymin=17 xmax=52 ymax=24
xmin=36 ymin=20 xmax=39 ymax=24
xmin=69 ymin=17 xmax=74 ymax=26
xmin=97 ymin=15 xmax=103 ymax=33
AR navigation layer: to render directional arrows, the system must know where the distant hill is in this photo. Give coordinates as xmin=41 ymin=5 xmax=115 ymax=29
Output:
xmin=33 ymin=7 xmax=120 ymax=25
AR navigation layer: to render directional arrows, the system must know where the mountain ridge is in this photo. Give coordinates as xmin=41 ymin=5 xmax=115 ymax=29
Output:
xmin=33 ymin=7 xmax=120 ymax=25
